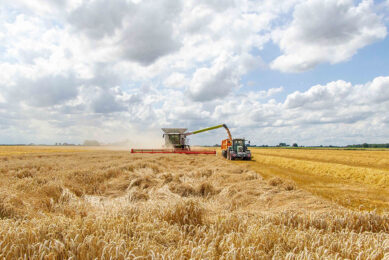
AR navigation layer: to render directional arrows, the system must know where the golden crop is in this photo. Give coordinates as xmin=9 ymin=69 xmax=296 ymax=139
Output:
xmin=0 ymin=147 xmax=388 ymax=259
xmin=249 ymin=148 xmax=389 ymax=212
xmin=251 ymin=151 xmax=389 ymax=186
xmin=252 ymin=148 xmax=389 ymax=169
xmin=0 ymin=146 xmax=92 ymax=156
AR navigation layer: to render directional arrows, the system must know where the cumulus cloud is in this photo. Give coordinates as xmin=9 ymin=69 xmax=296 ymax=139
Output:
xmin=198 ymin=0 xmax=236 ymax=11
xmin=282 ymin=78 xmax=389 ymax=125
xmin=119 ymin=0 xmax=182 ymax=65
xmin=285 ymin=81 xmax=352 ymax=109
xmin=189 ymin=54 xmax=259 ymax=101
xmin=68 ymin=0 xmax=182 ymax=65
xmin=285 ymin=76 xmax=389 ymax=111
xmin=271 ymin=0 xmax=387 ymax=72
xmin=189 ymin=63 xmax=239 ymax=101
xmin=90 ymin=88 xmax=126 ymax=113
xmin=163 ymin=73 xmax=188 ymax=88
xmin=257 ymin=87 xmax=284 ymax=99
xmin=6 ymin=74 xmax=79 ymax=107
xmin=68 ymin=0 xmax=130 ymax=39
xmin=365 ymin=76 xmax=389 ymax=103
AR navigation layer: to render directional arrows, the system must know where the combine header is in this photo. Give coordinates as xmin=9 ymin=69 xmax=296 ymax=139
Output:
xmin=130 ymin=148 xmax=216 ymax=155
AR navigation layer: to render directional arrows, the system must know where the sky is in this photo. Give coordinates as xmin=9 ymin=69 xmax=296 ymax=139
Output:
xmin=0 ymin=0 xmax=389 ymax=146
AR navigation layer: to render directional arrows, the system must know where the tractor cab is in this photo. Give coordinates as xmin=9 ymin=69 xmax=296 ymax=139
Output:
xmin=232 ymin=139 xmax=247 ymax=153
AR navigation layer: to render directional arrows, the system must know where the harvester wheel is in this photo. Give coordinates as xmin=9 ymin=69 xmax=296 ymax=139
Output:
xmin=222 ymin=150 xmax=227 ymax=158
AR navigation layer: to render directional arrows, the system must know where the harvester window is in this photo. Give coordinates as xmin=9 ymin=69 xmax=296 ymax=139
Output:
xmin=168 ymin=134 xmax=180 ymax=145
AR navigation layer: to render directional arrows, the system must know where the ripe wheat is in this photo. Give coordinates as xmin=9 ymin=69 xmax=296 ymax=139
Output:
xmin=0 ymin=148 xmax=388 ymax=259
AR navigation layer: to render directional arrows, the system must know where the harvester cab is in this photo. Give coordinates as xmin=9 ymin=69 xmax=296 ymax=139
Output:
xmin=162 ymin=128 xmax=189 ymax=149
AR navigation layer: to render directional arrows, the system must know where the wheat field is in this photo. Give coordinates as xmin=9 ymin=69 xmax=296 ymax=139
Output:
xmin=248 ymin=148 xmax=389 ymax=212
xmin=0 ymin=147 xmax=388 ymax=259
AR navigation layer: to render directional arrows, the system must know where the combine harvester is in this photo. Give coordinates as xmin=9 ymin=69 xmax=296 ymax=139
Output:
xmin=131 ymin=124 xmax=251 ymax=160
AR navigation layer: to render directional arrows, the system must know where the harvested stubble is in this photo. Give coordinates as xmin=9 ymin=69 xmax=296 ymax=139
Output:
xmin=249 ymin=148 xmax=389 ymax=212
xmin=0 ymin=149 xmax=388 ymax=259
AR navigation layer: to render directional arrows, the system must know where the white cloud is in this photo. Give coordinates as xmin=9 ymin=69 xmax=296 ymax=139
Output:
xmin=257 ymin=87 xmax=284 ymax=99
xmin=118 ymin=0 xmax=182 ymax=65
xmin=271 ymin=0 xmax=387 ymax=72
xmin=364 ymin=76 xmax=389 ymax=103
xmin=163 ymin=73 xmax=188 ymax=88
xmin=90 ymin=88 xmax=126 ymax=113
xmin=4 ymin=74 xmax=79 ymax=107
xmin=188 ymin=54 xmax=259 ymax=101
xmin=189 ymin=62 xmax=239 ymax=101
xmin=67 ymin=0 xmax=182 ymax=65
xmin=68 ymin=0 xmax=130 ymax=39
xmin=285 ymin=80 xmax=352 ymax=109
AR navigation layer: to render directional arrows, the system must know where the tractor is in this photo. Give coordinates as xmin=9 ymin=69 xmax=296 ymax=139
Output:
xmin=221 ymin=138 xmax=251 ymax=160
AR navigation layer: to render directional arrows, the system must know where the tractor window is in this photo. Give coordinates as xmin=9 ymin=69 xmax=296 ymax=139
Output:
xmin=235 ymin=140 xmax=244 ymax=146
xmin=234 ymin=140 xmax=245 ymax=152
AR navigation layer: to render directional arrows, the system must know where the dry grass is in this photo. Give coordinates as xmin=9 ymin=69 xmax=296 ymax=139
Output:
xmin=0 ymin=147 xmax=388 ymax=258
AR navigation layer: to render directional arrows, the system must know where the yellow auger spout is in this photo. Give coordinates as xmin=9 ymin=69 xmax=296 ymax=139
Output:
xmin=185 ymin=124 xmax=232 ymax=141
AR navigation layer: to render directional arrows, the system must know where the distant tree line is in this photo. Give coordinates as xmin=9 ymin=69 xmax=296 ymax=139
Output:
xmin=346 ymin=143 xmax=389 ymax=148
xmin=54 ymin=143 xmax=77 ymax=146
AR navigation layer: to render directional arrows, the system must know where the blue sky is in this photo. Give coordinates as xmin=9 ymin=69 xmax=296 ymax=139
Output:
xmin=244 ymin=29 xmax=389 ymax=101
xmin=0 ymin=0 xmax=389 ymax=146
